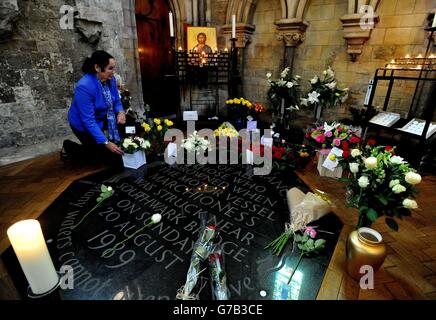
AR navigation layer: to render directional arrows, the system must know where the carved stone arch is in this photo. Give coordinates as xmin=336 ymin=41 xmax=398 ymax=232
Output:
xmin=275 ymin=0 xmax=311 ymax=47
xmin=223 ymin=0 xmax=257 ymax=48
xmin=341 ymin=0 xmax=382 ymax=61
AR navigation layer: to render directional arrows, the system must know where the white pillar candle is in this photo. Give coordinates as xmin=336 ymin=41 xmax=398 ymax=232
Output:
xmin=169 ymin=11 xmax=174 ymax=37
xmin=7 ymin=220 xmax=59 ymax=295
xmin=432 ymin=13 xmax=436 ymax=28
xmin=232 ymin=14 xmax=236 ymax=39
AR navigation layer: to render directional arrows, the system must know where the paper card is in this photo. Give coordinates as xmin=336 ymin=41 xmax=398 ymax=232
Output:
xmin=183 ymin=111 xmax=198 ymax=121
xmin=322 ymin=147 xmax=344 ymax=172
xmin=125 ymin=126 xmax=136 ymax=134
xmin=167 ymin=142 xmax=177 ymax=157
xmin=261 ymin=137 xmax=273 ymax=147
xmin=247 ymin=120 xmax=257 ymax=131
xmin=246 ymin=149 xmax=253 ymax=165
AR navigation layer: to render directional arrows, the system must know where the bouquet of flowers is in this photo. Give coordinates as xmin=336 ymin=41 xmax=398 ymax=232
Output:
xmin=182 ymin=131 xmax=210 ymax=155
xmin=266 ymin=188 xmax=331 ymax=284
xmin=340 ymin=144 xmax=421 ymax=230
xmin=208 ymin=245 xmax=229 ymax=300
xmin=271 ymin=143 xmax=315 ymax=171
xmin=178 ymin=225 xmax=216 ymax=300
xmin=301 ymin=66 xmax=348 ymax=121
xmin=214 ymin=122 xmax=239 ymax=138
xmin=306 ymin=122 xmax=361 ymax=157
xmin=119 ymin=137 xmax=151 ymax=154
xmin=266 ymin=67 xmax=301 ymax=114
xmin=226 ymin=97 xmax=253 ymax=119
xmin=141 ymin=118 xmax=174 ymax=154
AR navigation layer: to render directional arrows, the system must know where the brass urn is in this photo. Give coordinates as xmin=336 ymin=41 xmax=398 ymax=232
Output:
xmin=346 ymin=227 xmax=387 ymax=280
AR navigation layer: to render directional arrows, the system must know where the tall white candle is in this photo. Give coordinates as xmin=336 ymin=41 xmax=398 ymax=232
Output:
xmin=232 ymin=14 xmax=236 ymax=39
xmin=7 ymin=220 xmax=59 ymax=295
xmin=432 ymin=13 xmax=436 ymax=28
xmin=169 ymin=11 xmax=174 ymax=37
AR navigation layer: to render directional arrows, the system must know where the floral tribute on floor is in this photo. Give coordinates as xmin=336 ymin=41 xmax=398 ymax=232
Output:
xmin=2 ymin=163 xmax=342 ymax=300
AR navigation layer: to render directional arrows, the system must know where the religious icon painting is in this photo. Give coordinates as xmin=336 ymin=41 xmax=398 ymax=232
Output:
xmin=187 ymin=26 xmax=218 ymax=53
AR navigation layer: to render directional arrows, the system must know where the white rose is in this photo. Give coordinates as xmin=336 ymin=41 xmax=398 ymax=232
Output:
xmin=389 ymin=180 xmax=400 ymax=188
xmin=351 ymin=149 xmax=361 ymax=158
xmin=358 ymin=176 xmax=370 ymax=188
xmin=300 ymin=98 xmax=308 ymax=106
xmin=286 ymin=81 xmax=294 ymax=88
xmin=294 ymin=75 xmax=301 ymax=80
xmin=266 ymin=72 xmax=272 ymax=78
xmin=107 ymin=186 xmax=113 ymax=191
xmin=392 ymin=184 xmax=406 ymax=194
xmin=403 ymin=199 xmax=418 ymax=210
xmin=364 ymin=157 xmax=378 ymax=169
xmin=123 ymin=138 xmax=132 ymax=149
xmin=390 ymin=155 xmax=404 ymax=165
xmin=151 ymin=214 xmax=162 ymax=223
xmin=349 ymin=163 xmax=359 ymax=174
xmin=405 ymin=172 xmax=422 ymax=185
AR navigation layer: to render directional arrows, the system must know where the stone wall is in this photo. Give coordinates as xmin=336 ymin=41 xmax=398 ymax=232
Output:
xmin=0 ymin=0 xmax=142 ymax=165
xmin=241 ymin=0 xmax=434 ymax=127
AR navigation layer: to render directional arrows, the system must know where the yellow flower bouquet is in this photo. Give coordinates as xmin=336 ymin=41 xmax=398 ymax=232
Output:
xmin=141 ymin=118 xmax=174 ymax=155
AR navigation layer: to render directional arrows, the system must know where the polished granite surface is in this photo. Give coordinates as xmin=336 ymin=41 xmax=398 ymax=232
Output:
xmin=2 ymin=162 xmax=342 ymax=300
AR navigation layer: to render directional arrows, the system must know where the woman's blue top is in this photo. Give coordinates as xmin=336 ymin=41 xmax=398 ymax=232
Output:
xmin=68 ymin=73 xmax=124 ymax=144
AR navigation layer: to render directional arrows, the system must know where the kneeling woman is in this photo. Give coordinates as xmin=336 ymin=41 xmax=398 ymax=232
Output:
xmin=68 ymin=50 xmax=125 ymax=165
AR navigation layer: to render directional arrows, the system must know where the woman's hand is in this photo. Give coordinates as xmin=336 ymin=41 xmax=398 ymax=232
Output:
xmin=117 ymin=111 xmax=126 ymax=124
xmin=105 ymin=142 xmax=124 ymax=155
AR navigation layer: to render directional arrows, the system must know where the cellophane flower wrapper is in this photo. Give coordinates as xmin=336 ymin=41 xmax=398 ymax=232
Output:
xmin=208 ymin=245 xmax=229 ymax=300
xmin=287 ymin=188 xmax=331 ymax=230
xmin=181 ymin=225 xmax=216 ymax=299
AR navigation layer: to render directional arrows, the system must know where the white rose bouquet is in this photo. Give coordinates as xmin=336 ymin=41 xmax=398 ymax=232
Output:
xmin=182 ymin=131 xmax=210 ymax=155
xmin=266 ymin=67 xmax=301 ymax=114
xmin=120 ymin=137 xmax=151 ymax=154
xmin=340 ymin=144 xmax=421 ymax=231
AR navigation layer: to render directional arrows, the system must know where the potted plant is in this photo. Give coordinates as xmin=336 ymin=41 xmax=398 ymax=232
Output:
xmin=305 ymin=121 xmax=361 ymax=178
xmin=119 ymin=137 xmax=151 ymax=169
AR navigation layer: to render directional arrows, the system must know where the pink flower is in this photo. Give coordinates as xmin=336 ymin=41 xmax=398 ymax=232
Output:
xmin=305 ymin=227 xmax=317 ymax=239
xmin=315 ymin=135 xmax=326 ymax=143
xmin=325 ymin=131 xmax=333 ymax=138
xmin=333 ymin=138 xmax=341 ymax=146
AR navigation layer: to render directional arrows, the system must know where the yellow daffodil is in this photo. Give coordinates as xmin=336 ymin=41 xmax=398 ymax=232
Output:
xmin=157 ymin=125 xmax=163 ymax=131
xmin=141 ymin=123 xmax=151 ymax=132
xmin=234 ymin=98 xmax=241 ymax=104
xmin=154 ymin=118 xmax=161 ymax=125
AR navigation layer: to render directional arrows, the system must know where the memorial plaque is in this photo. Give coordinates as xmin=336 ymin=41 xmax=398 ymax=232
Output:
xmin=2 ymin=163 xmax=342 ymax=300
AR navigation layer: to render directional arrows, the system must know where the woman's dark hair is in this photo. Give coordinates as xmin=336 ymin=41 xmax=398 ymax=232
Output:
xmin=82 ymin=50 xmax=114 ymax=74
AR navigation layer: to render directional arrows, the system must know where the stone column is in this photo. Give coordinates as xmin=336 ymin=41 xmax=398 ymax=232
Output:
xmin=222 ymin=23 xmax=256 ymax=97
xmin=275 ymin=19 xmax=308 ymax=70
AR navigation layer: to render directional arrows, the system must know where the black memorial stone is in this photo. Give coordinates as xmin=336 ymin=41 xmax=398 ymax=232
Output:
xmin=2 ymin=162 xmax=342 ymax=300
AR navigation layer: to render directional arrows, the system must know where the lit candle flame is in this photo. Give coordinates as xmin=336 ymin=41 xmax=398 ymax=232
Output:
xmin=390 ymin=59 xmax=395 ymax=63
xmin=405 ymin=54 xmax=410 ymax=59
xmin=224 ymin=48 xmax=228 ymax=52
xmin=430 ymin=54 xmax=435 ymax=59
xmin=178 ymin=46 xmax=182 ymax=51
xmin=417 ymin=54 xmax=423 ymax=59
